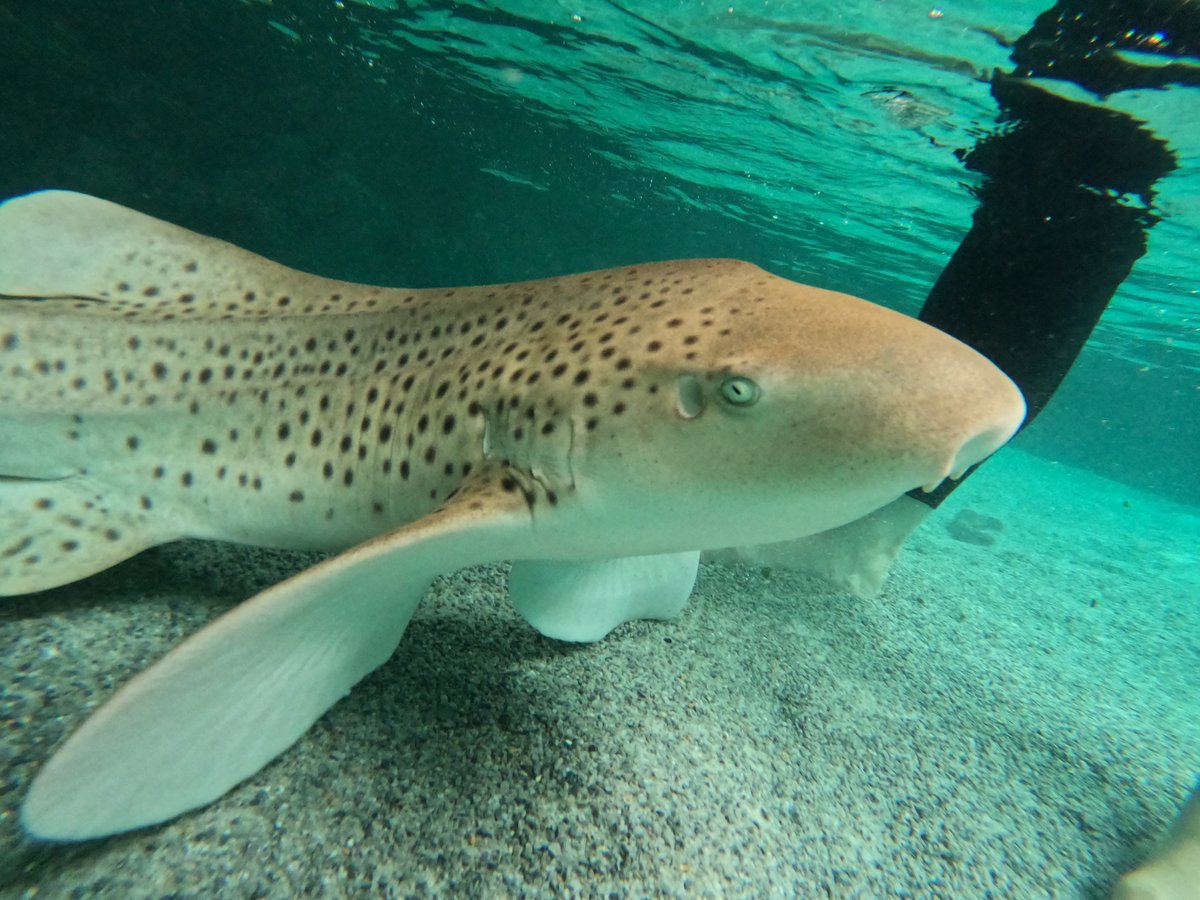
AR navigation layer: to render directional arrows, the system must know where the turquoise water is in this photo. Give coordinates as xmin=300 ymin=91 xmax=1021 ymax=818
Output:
xmin=1 ymin=1 xmax=1199 ymax=896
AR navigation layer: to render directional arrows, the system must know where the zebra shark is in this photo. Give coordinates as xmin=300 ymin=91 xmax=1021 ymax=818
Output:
xmin=0 ymin=190 xmax=1024 ymax=840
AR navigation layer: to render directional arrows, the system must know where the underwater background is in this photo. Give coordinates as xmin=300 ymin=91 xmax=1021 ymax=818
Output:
xmin=0 ymin=1 xmax=1197 ymax=897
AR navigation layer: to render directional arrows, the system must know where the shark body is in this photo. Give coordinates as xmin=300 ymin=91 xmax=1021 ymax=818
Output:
xmin=0 ymin=191 xmax=1025 ymax=840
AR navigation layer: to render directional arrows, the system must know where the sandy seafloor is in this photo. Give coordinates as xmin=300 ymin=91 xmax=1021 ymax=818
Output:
xmin=0 ymin=447 xmax=1197 ymax=899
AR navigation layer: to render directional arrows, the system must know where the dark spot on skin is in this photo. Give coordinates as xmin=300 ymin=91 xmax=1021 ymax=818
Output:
xmin=1 ymin=333 xmax=17 ymax=351
xmin=289 ymin=490 xmax=305 ymax=502
xmin=501 ymin=477 xmax=518 ymax=493
xmin=573 ymin=370 xmax=589 ymax=386
xmin=34 ymin=498 xmax=53 ymax=510
xmin=140 ymin=496 xmax=153 ymax=510
xmin=201 ymin=439 xmax=217 ymax=454
xmin=424 ymin=446 xmax=436 ymax=464
xmin=181 ymin=471 xmax=193 ymax=487
xmin=311 ymin=430 xmax=323 ymax=447
xmin=323 ymin=462 xmax=334 ymax=480
xmin=586 ymin=418 xmax=599 ymax=431
xmin=278 ymin=423 xmax=290 ymax=440
xmin=343 ymin=470 xmax=354 ymax=486
xmin=400 ymin=460 xmax=410 ymax=479
xmin=126 ymin=436 xmax=140 ymax=451
xmin=613 ymin=402 xmax=627 ymax=415
xmin=442 ymin=415 xmax=456 ymax=434
xmin=105 ymin=528 xmax=121 ymax=541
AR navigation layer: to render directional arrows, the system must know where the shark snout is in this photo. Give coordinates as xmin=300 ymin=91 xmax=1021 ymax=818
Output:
xmin=911 ymin=364 xmax=1026 ymax=493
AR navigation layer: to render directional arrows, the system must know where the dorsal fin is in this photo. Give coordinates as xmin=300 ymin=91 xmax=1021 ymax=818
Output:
xmin=0 ymin=190 xmax=400 ymax=320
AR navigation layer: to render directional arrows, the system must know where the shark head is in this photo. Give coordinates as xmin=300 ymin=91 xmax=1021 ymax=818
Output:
xmin=518 ymin=260 xmax=1025 ymax=557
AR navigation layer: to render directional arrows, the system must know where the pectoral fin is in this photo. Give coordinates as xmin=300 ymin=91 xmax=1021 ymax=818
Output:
xmin=21 ymin=467 xmax=535 ymax=841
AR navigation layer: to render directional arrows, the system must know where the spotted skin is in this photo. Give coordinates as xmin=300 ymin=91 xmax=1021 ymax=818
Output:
xmin=0 ymin=196 xmax=821 ymax=591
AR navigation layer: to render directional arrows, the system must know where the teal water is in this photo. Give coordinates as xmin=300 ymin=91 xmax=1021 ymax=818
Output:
xmin=1 ymin=1 xmax=1199 ymax=896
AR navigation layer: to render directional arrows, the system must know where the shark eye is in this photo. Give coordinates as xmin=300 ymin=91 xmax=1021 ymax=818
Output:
xmin=719 ymin=375 xmax=760 ymax=407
